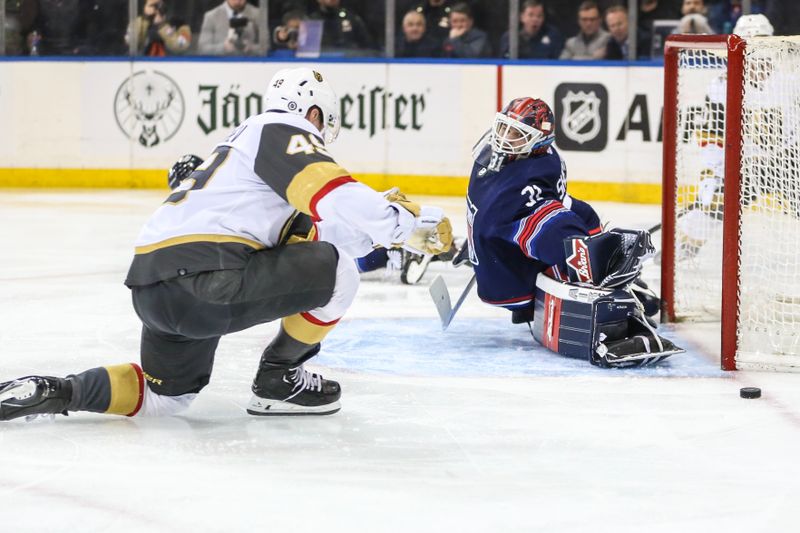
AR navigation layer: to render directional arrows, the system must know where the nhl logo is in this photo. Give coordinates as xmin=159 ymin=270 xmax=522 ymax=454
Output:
xmin=114 ymin=70 xmax=185 ymax=148
xmin=554 ymin=83 xmax=608 ymax=152
xmin=561 ymin=90 xmax=601 ymax=145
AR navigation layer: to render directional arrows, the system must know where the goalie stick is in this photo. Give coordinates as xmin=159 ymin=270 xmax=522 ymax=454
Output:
xmin=429 ymin=273 xmax=476 ymax=330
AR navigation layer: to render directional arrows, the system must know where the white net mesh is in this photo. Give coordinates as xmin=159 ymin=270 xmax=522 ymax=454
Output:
xmin=671 ymin=37 xmax=800 ymax=370
xmin=673 ymin=47 xmax=728 ymax=319
xmin=737 ymin=37 xmax=800 ymax=368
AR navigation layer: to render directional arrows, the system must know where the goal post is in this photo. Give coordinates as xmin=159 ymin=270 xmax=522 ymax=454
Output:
xmin=661 ymin=34 xmax=800 ymax=371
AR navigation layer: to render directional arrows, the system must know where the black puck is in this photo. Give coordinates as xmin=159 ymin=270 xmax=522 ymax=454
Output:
xmin=740 ymin=387 xmax=761 ymax=399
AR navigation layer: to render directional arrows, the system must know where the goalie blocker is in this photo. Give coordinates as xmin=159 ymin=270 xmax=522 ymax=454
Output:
xmin=532 ymin=229 xmax=684 ymax=367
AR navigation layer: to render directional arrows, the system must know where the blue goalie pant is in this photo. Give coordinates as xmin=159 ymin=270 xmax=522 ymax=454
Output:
xmin=531 ymin=275 xmax=684 ymax=368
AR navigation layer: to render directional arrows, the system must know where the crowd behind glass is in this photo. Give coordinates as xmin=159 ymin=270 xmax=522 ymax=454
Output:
xmin=2 ymin=0 xmax=798 ymax=59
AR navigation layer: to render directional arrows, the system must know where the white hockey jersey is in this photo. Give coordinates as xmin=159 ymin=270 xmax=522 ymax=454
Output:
xmin=126 ymin=112 xmax=404 ymax=286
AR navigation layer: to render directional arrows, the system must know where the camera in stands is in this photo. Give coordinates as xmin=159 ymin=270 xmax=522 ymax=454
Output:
xmin=229 ymin=17 xmax=250 ymax=51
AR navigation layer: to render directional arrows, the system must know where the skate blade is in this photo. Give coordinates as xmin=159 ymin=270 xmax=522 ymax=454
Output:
xmin=246 ymin=396 xmax=341 ymax=416
xmin=401 ymin=254 xmax=433 ymax=285
xmin=0 ymin=380 xmax=36 ymax=403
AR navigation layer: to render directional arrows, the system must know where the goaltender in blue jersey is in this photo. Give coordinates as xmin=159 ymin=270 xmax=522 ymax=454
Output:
xmin=461 ymin=97 xmax=683 ymax=368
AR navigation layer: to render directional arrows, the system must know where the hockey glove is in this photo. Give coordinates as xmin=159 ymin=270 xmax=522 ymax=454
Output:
xmin=405 ymin=213 xmax=453 ymax=255
xmin=385 ymin=188 xmax=453 ymax=255
xmin=564 ymin=229 xmax=654 ymax=289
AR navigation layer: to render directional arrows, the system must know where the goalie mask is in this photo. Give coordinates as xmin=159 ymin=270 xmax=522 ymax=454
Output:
xmin=265 ymin=67 xmax=341 ymax=144
xmin=490 ymin=97 xmax=556 ymax=160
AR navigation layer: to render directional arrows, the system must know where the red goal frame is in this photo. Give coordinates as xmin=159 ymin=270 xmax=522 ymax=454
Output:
xmin=661 ymin=34 xmax=746 ymax=371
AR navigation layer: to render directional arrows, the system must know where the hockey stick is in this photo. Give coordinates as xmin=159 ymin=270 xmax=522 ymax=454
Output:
xmin=429 ymin=273 xmax=477 ymax=330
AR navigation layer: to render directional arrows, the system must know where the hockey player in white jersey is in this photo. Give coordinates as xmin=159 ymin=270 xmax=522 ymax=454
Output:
xmin=0 ymin=67 xmax=452 ymax=421
xmin=168 ymin=156 xmax=447 ymax=286
xmin=674 ymin=14 xmax=776 ymax=258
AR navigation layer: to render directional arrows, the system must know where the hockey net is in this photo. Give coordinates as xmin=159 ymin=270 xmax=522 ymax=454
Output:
xmin=662 ymin=35 xmax=800 ymax=371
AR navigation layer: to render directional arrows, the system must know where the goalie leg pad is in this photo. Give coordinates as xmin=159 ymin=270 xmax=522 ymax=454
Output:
xmin=532 ymin=275 xmax=611 ymax=360
xmin=532 ymin=275 xmax=684 ymax=367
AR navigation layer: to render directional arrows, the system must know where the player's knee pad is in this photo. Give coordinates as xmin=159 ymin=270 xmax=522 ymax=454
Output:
xmin=311 ymin=249 xmax=360 ymax=323
xmin=563 ymin=229 xmax=654 ymax=289
xmin=138 ymin=385 xmax=197 ymax=417
xmin=532 ymin=274 xmax=683 ymax=368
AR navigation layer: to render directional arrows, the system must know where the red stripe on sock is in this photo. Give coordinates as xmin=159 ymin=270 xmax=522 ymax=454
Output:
xmin=127 ymin=363 xmax=145 ymax=417
xmin=300 ymin=312 xmax=341 ymax=327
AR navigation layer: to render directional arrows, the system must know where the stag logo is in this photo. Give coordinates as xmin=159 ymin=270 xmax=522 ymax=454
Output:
xmin=114 ymin=71 xmax=185 ymax=147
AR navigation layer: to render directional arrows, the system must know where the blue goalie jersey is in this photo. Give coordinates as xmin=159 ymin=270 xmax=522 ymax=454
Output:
xmin=467 ymin=144 xmax=602 ymax=311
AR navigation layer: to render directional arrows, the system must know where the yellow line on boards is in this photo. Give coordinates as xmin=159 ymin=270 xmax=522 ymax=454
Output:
xmin=0 ymin=168 xmax=164 ymax=188
xmin=0 ymin=168 xmax=663 ymax=204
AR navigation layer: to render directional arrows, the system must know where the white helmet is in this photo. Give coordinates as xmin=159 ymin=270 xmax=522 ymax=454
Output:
xmin=265 ymin=67 xmax=341 ymax=144
xmin=733 ymin=14 xmax=774 ymax=38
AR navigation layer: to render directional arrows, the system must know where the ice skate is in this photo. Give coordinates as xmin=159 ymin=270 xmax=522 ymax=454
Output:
xmin=248 ymin=363 xmax=341 ymax=416
xmin=0 ymin=376 xmax=72 ymax=421
xmin=400 ymin=250 xmax=434 ymax=285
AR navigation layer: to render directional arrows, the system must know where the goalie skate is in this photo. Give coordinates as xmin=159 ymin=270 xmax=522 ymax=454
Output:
xmin=595 ymin=333 xmax=684 ymax=368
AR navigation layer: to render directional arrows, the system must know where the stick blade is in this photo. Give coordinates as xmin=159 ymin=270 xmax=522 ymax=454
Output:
xmin=428 ymin=275 xmax=453 ymax=329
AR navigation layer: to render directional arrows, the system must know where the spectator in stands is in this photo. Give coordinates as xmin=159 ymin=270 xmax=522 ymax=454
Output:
xmin=309 ymin=0 xmax=373 ymax=53
xmin=560 ymin=1 xmax=609 ymax=60
xmin=604 ymin=5 xmax=628 ymax=59
xmin=127 ymin=0 xmax=191 ymax=56
xmin=18 ymin=0 xmax=84 ymax=55
xmin=681 ymin=0 xmax=706 ymax=16
xmin=198 ymin=0 xmax=263 ymax=56
xmin=272 ymin=10 xmax=303 ymax=51
xmin=677 ymin=13 xmax=713 ymax=34
xmin=408 ymin=0 xmax=453 ymax=42
xmin=500 ymin=0 xmax=564 ymax=59
xmin=442 ymin=2 xmax=491 ymax=58
xmin=603 ymin=5 xmax=648 ymax=60
xmin=397 ymin=9 xmax=441 ymax=57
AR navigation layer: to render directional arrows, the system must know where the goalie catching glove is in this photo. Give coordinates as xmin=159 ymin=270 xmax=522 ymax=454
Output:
xmin=385 ymin=188 xmax=453 ymax=256
xmin=564 ymin=228 xmax=654 ymax=289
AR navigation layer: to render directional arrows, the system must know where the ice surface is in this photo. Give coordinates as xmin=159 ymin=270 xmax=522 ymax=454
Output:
xmin=1 ymin=191 xmax=799 ymax=533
